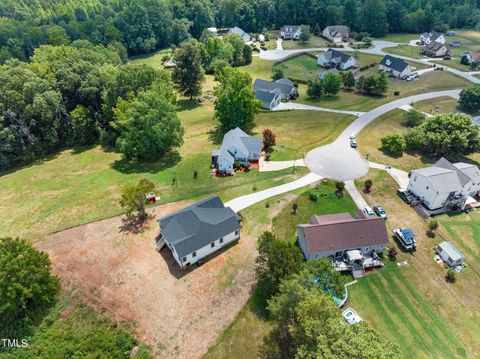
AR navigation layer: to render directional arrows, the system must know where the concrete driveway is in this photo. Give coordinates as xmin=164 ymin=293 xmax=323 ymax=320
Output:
xmin=273 ymin=102 xmax=365 ymax=116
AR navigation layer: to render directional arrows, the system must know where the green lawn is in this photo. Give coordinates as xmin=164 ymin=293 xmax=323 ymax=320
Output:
xmin=281 ymin=36 xmax=330 ymax=50
xmin=429 ymin=30 xmax=480 ymax=71
xmin=277 ymin=54 xmax=320 ymax=81
xmin=129 ymin=48 xmax=173 ymax=68
xmin=413 ymin=96 xmax=460 ymax=115
xmin=377 ymin=33 xmax=420 ymax=43
xmin=383 ymin=44 xmax=425 ymax=59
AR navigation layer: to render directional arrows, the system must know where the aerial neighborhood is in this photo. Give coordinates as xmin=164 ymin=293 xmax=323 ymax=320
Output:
xmin=2 ymin=1 xmax=480 ymax=358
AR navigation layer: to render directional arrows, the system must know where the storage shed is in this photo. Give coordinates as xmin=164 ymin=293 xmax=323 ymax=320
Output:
xmin=437 ymin=241 xmax=465 ymax=267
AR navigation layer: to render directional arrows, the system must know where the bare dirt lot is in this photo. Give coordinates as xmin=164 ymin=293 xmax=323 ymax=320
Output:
xmin=36 ymin=200 xmax=266 ymax=359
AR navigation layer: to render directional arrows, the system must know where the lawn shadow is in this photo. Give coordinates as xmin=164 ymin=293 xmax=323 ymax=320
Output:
xmin=111 ymin=151 xmax=181 ymax=174
xmin=177 ymin=98 xmax=202 ymax=112
xmin=208 ymin=126 xmax=225 ymax=145
xmin=71 ymin=144 xmax=96 ymax=155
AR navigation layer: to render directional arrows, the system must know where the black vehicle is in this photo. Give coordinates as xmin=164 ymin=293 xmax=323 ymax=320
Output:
xmin=397 ymin=190 xmax=418 ymax=206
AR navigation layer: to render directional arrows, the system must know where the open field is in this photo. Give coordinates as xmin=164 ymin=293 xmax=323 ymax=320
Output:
xmin=383 ymin=44 xmax=426 ymax=59
xmin=277 ymin=54 xmax=319 ymax=81
xmin=296 ymin=70 xmax=467 ymax=111
xmin=352 ymin=169 xmax=480 ymax=358
xmin=413 ymin=96 xmax=460 ymax=114
xmin=281 ymin=36 xmax=330 ymax=50
xmin=0 ymin=100 xmax=314 ymax=239
xmin=378 ymin=33 xmax=419 ymax=43
xmin=256 ymin=110 xmax=355 ymax=161
xmin=205 ymin=182 xmax=357 ymax=358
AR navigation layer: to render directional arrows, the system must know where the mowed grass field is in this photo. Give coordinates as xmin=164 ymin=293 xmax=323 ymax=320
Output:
xmin=277 ymin=54 xmax=320 ymax=81
xmin=352 ymin=169 xmax=480 ymax=358
xmin=281 ymin=36 xmax=330 ymax=50
xmin=378 ymin=33 xmax=419 ymax=43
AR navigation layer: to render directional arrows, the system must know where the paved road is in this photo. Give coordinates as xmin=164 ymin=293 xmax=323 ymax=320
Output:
xmin=224 ymin=172 xmax=322 ymax=212
xmin=273 ymin=102 xmax=365 ymax=116
xmin=304 ymin=89 xmax=461 ymax=181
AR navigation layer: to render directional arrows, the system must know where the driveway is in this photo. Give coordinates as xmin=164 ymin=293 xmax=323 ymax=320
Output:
xmin=369 ymin=162 xmax=410 ymax=190
xmin=273 ymin=102 xmax=365 ymax=116
xmin=259 ymin=158 xmax=306 ymax=172
xmin=344 ymin=180 xmax=369 ymax=209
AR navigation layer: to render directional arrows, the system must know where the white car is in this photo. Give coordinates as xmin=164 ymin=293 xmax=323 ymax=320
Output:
xmin=349 ymin=133 xmax=356 ymax=140
xmin=406 ymin=73 xmax=419 ymax=81
xmin=342 ymin=308 xmax=363 ymax=324
xmin=363 ymin=206 xmax=375 ymax=217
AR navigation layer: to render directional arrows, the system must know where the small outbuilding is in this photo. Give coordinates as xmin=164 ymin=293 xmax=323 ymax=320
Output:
xmin=436 ymin=241 xmax=465 ymax=267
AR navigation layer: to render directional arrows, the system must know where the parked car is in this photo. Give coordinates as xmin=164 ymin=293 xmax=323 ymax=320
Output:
xmin=394 ymin=228 xmax=417 ymax=251
xmin=349 ymin=133 xmax=356 ymax=140
xmin=363 ymin=206 xmax=375 ymax=217
xmin=350 ymin=138 xmax=357 ymax=148
xmin=342 ymin=308 xmax=363 ymax=324
xmin=443 ymin=54 xmax=452 ymax=60
xmin=406 ymin=72 xmax=419 ymax=81
xmin=397 ymin=190 xmax=418 ymax=205
xmin=373 ymin=205 xmax=387 ymax=219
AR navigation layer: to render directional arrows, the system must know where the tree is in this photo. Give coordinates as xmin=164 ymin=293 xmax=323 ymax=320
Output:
xmin=307 ymin=78 xmax=323 ymax=98
xmin=322 ymin=73 xmax=342 ymax=95
xmin=427 ymin=219 xmax=439 ymax=236
xmin=446 ymin=268 xmax=457 ymax=283
xmin=313 ymin=23 xmax=321 ymax=36
xmin=299 ymin=25 xmax=312 ymax=43
xmin=292 ymin=202 xmax=298 ymax=214
xmin=342 ymin=71 xmax=356 ymax=89
xmin=120 ymin=178 xmax=155 ymax=221
xmin=372 ymin=71 xmax=389 ymax=95
xmin=262 ymin=128 xmax=276 ymax=150
xmin=404 ymin=109 xmax=425 ymax=127
xmin=381 ymin=134 xmax=406 ymax=156
xmin=172 ymin=40 xmax=205 ymax=99
xmin=335 ymin=181 xmax=345 ymax=193
xmin=214 ymin=67 xmax=259 ymax=130
xmin=242 ymin=44 xmax=252 ymax=65
xmin=272 ymin=66 xmax=285 ymax=81
xmin=388 ymin=247 xmax=398 ymax=260
xmin=343 ymin=0 xmax=358 ymax=30
xmin=364 ymin=179 xmax=373 ymax=192
xmin=255 ymin=231 xmax=304 ymax=297
xmin=225 ymin=33 xmax=245 ymax=66
xmin=459 ymin=84 xmax=480 ymax=113
xmin=112 ymin=86 xmax=184 ymax=161
xmin=0 ymin=237 xmax=60 ymax=336
xmin=361 ymin=0 xmax=388 ymax=37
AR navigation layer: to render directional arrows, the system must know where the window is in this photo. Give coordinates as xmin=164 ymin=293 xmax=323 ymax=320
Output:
xmin=220 ymin=238 xmax=224 ymax=244
xmin=335 ymin=251 xmax=342 ymax=258
xmin=211 ymin=242 xmax=215 ymax=248
xmin=182 ymin=257 xmax=187 ymax=262
xmin=235 ymin=230 xmax=240 ymax=236
xmin=192 ymin=251 xmax=196 ymax=258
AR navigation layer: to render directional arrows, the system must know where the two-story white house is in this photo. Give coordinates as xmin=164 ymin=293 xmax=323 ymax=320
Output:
xmin=280 ymin=25 xmax=302 ymax=40
xmin=156 ymin=196 xmax=241 ymax=269
xmin=317 ymin=48 xmax=356 ymax=70
xmin=407 ymin=157 xmax=480 ymax=210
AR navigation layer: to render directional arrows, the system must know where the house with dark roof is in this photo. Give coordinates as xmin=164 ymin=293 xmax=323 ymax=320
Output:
xmin=420 ymin=31 xmax=445 ymax=45
xmin=227 ymin=26 xmax=251 ymax=42
xmin=211 ymin=127 xmax=263 ymax=174
xmin=423 ymin=41 xmax=448 ymax=57
xmin=297 ymin=212 xmax=388 ymax=261
xmin=280 ymin=25 xmax=302 ymax=40
xmin=253 ymin=78 xmax=297 ymax=109
xmin=317 ymin=48 xmax=356 ymax=70
xmin=322 ymin=25 xmax=350 ymax=43
xmin=378 ymin=55 xmax=411 ymax=79
xmin=156 ymin=196 xmax=241 ymax=269
xmin=407 ymin=157 xmax=480 ymax=210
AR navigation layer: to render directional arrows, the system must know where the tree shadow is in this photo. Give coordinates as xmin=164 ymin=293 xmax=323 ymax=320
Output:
xmin=111 ymin=151 xmax=181 ymax=174
xmin=71 ymin=144 xmax=96 ymax=155
xmin=119 ymin=214 xmax=152 ymax=235
xmin=177 ymin=98 xmax=202 ymax=112
xmin=208 ymin=125 xmax=226 ymax=145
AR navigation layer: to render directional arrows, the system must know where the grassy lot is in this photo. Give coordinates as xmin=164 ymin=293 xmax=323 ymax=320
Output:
xmin=296 ymin=70 xmax=467 ymax=111
xmin=352 ymin=169 xmax=480 ymax=358
xmin=413 ymin=96 xmax=460 ymax=115
xmin=383 ymin=44 xmax=426 ymax=59
xmin=255 ymin=110 xmax=355 ymax=160
xmin=277 ymin=54 xmax=320 ymax=81
xmin=243 ymin=56 xmax=274 ymax=80
xmin=0 ymin=100 xmax=318 ymax=239
xmin=429 ymin=30 xmax=480 ymax=71
xmin=129 ymin=48 xmax=173 ymax=68
xmin=281 ymin=36 xmax=330 ymax=50
xmin=377 ymin=33 xmax=419 ymax=43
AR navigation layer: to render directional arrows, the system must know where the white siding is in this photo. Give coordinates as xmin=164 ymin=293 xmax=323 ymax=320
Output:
xmin=339 ymin=57 xmax=356 ymax=70
xmin=305 ymin=244 xmax=386 ymax=261
xmin=407 ymin=173 xmax=451 ymax=210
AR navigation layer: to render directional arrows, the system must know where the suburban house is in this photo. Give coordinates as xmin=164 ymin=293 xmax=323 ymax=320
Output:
xmin=280 ymin=25 xmax=302 ymax=40
xmin=317 ymin=48 xmax=356 ymax=70
xmin=156 ymin=196 xmax=241 ymax=269
xmin=420 ymin=31 xmax=445 ymax=45
xmin=407 ymin=157 xmax=480 ymax=210
xmin=462 ymin=50 xmax=480 ymax=65
xmin=253 ymin=77 xmax=298 ymax=106
xmin=378 ymin=55 xmax=411 ymax=79
xmin=436 ymin=241 xmax=465 ymax=268
xmin=227 ymin=26 xmax=251 ymax=42
xmin=211 ymin=127 xmax=263 ymax=174
xmin=322 ymin=25 xmax=350 ymax=43
xmin=255 ymin=90 xmax=281 ymax=110
xmin=423 ymin=41 xmax=448 ymax=57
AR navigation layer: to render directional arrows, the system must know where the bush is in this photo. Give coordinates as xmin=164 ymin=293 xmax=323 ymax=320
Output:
xmin=459 ymin=84 xmax=480 ymax=113
xmin=446 ymin=269 xmax=457 ymax=283
xmin=388 ymin=247 xmax=398 ymax=261
xmin=309 ymin=192 xmax=319 ymax=202
xmin=394 ymin=91 xmax=400 ymax=96
xmin=404 ymin=109 xmax=425 ymax=127
xmin=381 ymin=134 xmax=406 ymax=156
xmin=364 ymin=179 xmax=373 ymax=192
xmin=335 ymin=181 xmax=345 ymax=193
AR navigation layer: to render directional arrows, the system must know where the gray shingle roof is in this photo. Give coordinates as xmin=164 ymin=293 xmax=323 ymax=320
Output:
xmin=412 ymin=166 xmax=462 ymax=193
xmin=214 ymin=127 xmax=263 ymax=166
xmin=435 ymin=157 xmax=471 ymax=186
xmin=425 ymin=41 xmax=447 ymax=53
xmin=253 ymin=78 xmax=295 ymax=97
xmin=324 ymin=25 xmax=349 ymax=38
xmin=321 ymin=48 xmax=353 ymax=66
xmin=158 ymin=196 xmax=240 ymax=258
xmin=379 ymin=55 xmax=409 ymax=72
xmin=281 ymin=25 xmax=301 ymax=34
xmin=255 ymin=89 xmax=278 ymax=104
xmin=227 ymin=26 xmax=251 ymax=41
xmin=453 ymin=162 xmax=480 ymax=182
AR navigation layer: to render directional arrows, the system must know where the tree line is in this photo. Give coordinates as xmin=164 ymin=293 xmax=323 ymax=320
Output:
xmin=1 ymin=0 xmax=480 ymax=63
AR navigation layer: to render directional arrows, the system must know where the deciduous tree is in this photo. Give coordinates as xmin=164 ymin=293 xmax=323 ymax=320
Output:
xmin=172 ymin=40 xmax=205 ymax=99
xmin=120 ymin=178 xmax=156 ymax=221
xmin=459 ymin=84 xmax=480 ymax=113
xmin=381 ymin=133 xmax=406 ymax=156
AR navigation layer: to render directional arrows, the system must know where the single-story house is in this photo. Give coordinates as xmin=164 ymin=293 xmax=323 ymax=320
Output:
xmin=227 ymin=26 xmax=251 ymax=42
xmin=323 ymin=25 xmax=350 ymax=43
xmin=253 ymin=77 xmax=298 ymax=102
xmin=450 ymin=41 xmax=462 ymax=47
xmin=437 ymin=241 xmax=465 ymax=267
xmin=420 ymin=31 xmax=445 ymax=45
xmin=317 ymin=48 xmax=356 ymax=70
xmin=211 ymin=127 xmax=263 ymax=174
xmin=378 ymin=55 xmax=411 ymax=79
xmin=280 ymin=25 xmax=302 ymax=40
xmin=423 ymin=41 xmax=448 ymax=57
xmin=255 ymin=89 xmax=281 ymax=110
xmin=297 ymin=212 xmax=388 ymax=261
xmin=407 ymin=157 xmax=480 ymax=210
xmin=156 ymin=196 xmax=241 ymax=269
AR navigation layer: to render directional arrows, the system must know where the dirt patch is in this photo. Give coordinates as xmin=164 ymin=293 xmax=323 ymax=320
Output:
xmin=36 ymin=200 xmax=259 ymax=359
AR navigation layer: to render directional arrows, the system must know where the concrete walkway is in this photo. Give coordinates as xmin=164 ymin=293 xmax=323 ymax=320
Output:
xmin=273 ymin=102 xmax=365 ymax=116
xmin=344 ymin=180 xmax=369 ymax=209
xmin=224 ymin=172 xmax=322 ymax=212
xmin=369 ymin=162 xmax=410 ymax=190
xmin=398 ymin=104 xmax=433 ymax=117
xmin=275 ymin=38 xmax=283 ymax=50
xmin=259 ymin=158 xmax=306 ymax=172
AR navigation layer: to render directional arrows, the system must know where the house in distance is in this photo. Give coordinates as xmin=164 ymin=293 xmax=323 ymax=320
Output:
xmin=253 ymin=77 xmax=298 ymax=109
xmin=156 ymin=196 xmax=241 ymax=269
xmin=322 ymin=25 xmax=350 ymax=43
xmin=280 ymin=25 xmax=302 ymax=40
xmin=378 ymin=55 xmax=412 ymax=79
xmin=420 ymin=31 xmax=445 ymax=45
xmin=317 ymin=49 xmax=356 ymax=70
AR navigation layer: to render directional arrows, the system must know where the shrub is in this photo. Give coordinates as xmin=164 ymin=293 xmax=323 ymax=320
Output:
xmin=404 ymin=109 xmax=425 ymax=127
xmin=388 ymin=247 xmax=398 ymax=261
xmin=364 ymin=179 xmax=373 ymax=192
xmin=394 ymin=91 xmax=400 ymax=96
xmin=381 ymin=134 xmax=406 ymax=156
xmin=459 ymin=84 xmax=480 ymax=113
xmin=309 ymin=192 xmax=319 ymax=202
xmin=292 ymin=203 xmax=298 ymax=214
xmin=446 ymin=269 xmax=457 ymax=283
xmin=193 ymin=170 xmax=198 ymax=179
xmin=335 ymin=181 xmax=345 ymax=193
